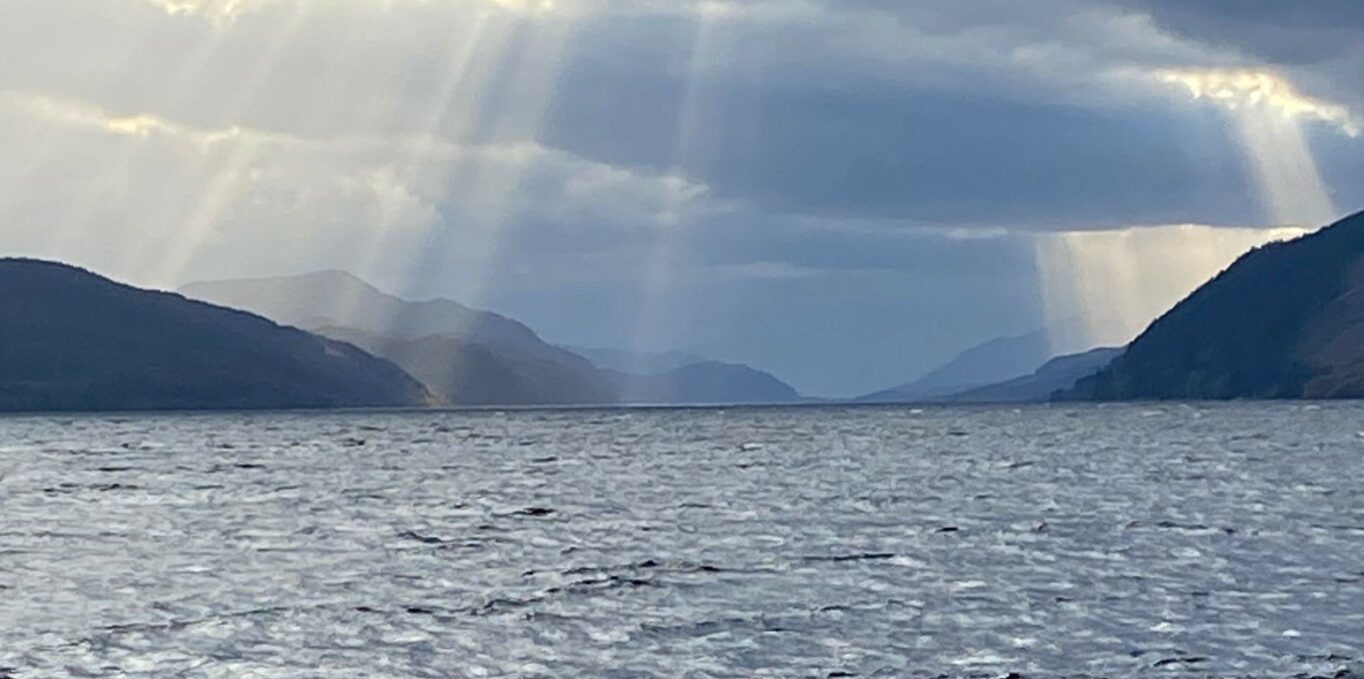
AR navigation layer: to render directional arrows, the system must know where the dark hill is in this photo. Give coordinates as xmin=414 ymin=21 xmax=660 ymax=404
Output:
xmin=0 ymin=259 xmax=431 ymax=412
xmin=1065 ymin=210 xmax=1364 ymax=400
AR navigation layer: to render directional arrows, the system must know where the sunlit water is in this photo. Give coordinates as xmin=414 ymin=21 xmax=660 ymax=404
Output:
xmin=2 ymin=404 xmax=1363 ymax=678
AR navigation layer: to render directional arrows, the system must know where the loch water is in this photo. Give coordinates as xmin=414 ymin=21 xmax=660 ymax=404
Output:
xmin=1 ymin=403 xmax=1362 ymax=677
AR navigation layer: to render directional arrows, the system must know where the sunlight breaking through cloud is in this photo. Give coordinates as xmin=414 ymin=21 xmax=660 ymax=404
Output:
xmin=1158 ymin=68 xmax=1361 ymax=138
xmin=1156 ymin=67 xmax=1350 ymax=228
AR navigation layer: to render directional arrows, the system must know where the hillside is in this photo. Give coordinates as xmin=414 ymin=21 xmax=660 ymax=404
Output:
xmin=0 ymin=260 xmax=431 ymax=412
xmin=1066 ymin=210 xmax=1364 ymax=400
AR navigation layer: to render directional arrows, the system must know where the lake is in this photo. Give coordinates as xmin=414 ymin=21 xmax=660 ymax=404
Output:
xmin=1 ymin=404 xmax=1362 ymax=677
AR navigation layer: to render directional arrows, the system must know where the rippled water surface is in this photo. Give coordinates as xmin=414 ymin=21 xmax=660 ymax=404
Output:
xmin=2 ymin=404 xmax=1364 ymax=677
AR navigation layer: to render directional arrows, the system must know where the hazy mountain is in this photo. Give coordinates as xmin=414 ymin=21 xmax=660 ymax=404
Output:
xmin=941 ymin=347 xmax=1122 ymax=403
xmin=0 ymin=259 xmax=431 ymax=412
xmin=183 ymin=271 xmax=804 ymax=406
xmin=1066 ymin=210 xmax=1364 ymax=400
xmin=320 ymin=327 xmax=616 ymax=406
xmin=616 ymin=361 xmax=803 ymax=405
xmin=565 ymin=346 xmax=709 ymax=375
xmin=181 ymin=271 xmax=592 ymax=370
xmin=860 ymin=326 xmax=1088 ymax=403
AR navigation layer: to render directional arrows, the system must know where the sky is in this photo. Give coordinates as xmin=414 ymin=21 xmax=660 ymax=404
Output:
xmin=1 ymin=0 xmax=1362 ymax=397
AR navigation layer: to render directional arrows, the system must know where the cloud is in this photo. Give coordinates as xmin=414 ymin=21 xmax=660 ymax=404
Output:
xmin=1111 ymin=0 xmax=1364 ymax=65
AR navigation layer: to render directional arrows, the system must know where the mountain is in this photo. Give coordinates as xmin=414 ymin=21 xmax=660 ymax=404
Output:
xmin=565 ymin=346 xmax=709 ymax=375
xmin=182 ymin=271 xmax=609 ymax=405
xmin=859 ymin=325 xmax=1086 ymax=403
xmin=181 ymin=271 xmax=592 ymax=370
xmin=616 ymin=361 xmax=803 ymax=405
xmin=317 ymin=332 xmax=805 ymax=406
xmin=941 ymin=347 xmax=1122 ymax=403
xmin=1066 ymin=210 xmax=1364 ymax=400
xmin=182 ymin=272 xmax=805 ymax=406
xmin=319 ymin=327 xmax=616 ymax=406
xmin=0 ymin=259 xmax=431 ymax=412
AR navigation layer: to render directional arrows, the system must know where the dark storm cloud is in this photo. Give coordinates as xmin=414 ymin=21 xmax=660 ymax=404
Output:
xmin=1114 ymin=0 xmax=1364 ymax=62
xmin=533 ymin=1 xmax=1268 ymax=229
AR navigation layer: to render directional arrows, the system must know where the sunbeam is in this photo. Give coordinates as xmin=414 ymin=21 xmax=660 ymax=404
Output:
xmin=146 ymin=1 xmax=310 ymax=285
xmin=45 ymin=31 xmax=232 ymax=273
xmin=397 ymin=7 xmax=579 ymax=313
xmin=1233 ymin=108 xmax=1337 ymax=228
xmin=621 ymin=3 xmax=728 ymax=389
xmin=227 ymin=5 xmax=507 ymax=336
xmin=1035 ymin=66 xmax=1357 ymax=353
xmin=1038 ymin=224 xmax=1306 ymax=352
xmin=325 ymin=10 xmax=499 ymax=338
xmin=1157 ymin=67 xmax=1357 ymax=228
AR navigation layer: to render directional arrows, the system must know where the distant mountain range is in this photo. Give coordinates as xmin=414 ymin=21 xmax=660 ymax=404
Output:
xmin=0 ymin=260 xmax=431 ymax=412
xmin=183 ymin=271 xmax=804 ymax=407
xmin=860 ymin=330 xmax=1052 ymax=403
xmin=943 ymin=347 xmax=1121 ymax=403
xmin=614 ymin=361 xmax=802 ymax=405
xmin=558 ymin=347 xmax=800 ymax=405
xmin=1066 ymin=210 xmax=1364 ymax=400
xmin=858 ymin=322 xmax=1100 ymax=403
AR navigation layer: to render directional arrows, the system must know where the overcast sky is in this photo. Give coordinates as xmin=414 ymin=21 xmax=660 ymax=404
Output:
xmin=2 ymin=0 xmax=1361 ymax=396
